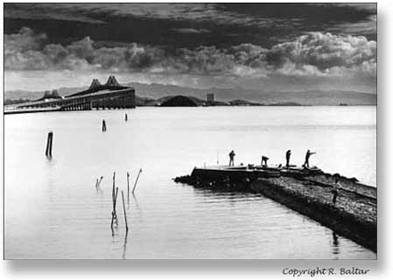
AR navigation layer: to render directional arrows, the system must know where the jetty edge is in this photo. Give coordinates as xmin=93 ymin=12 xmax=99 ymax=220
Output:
xmin=174 ymin=165 xmax=377 ymax=253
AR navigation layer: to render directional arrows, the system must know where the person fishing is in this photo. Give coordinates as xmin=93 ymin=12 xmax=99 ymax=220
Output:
xmin=229 ymin=150 xmax=235 ymax=166
xmin=261 ymin=155 xmax=269 ymax=167
xmin=303 ymin=149 xmax=316 ymax=168
xmin=285 ymin=150 xmax=291 ymax=168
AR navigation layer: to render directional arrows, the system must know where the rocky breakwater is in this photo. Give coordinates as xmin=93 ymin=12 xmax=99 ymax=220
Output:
xmin=174 ymin=166 xmax=377 ymax=252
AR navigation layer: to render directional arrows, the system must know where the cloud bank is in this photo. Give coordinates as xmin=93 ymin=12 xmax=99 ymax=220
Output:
xmin=5 ymin=27 xmax=376 ymax=82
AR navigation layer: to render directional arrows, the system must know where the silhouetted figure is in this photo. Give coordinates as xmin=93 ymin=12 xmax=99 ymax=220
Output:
xmin=261 ymin=156 xmax=269 ymax=167
xmin=332 ymin=177 xmax=341 ymax=205
xmin=303 ymin=149 xmax=316 ymax=168
xmin=102 ymin=119 xmax=107 ymax=132
xmin=125 ymin=113 xmax=128 ymax=122
xmin=229 ymin=150 xmax=235 ymax=166
xmin=285 ymin=150 xmax=291 ymax=168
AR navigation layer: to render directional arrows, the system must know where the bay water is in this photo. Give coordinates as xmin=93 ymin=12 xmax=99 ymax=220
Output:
xmin=4 ymin=106 xmax=376 ymax=259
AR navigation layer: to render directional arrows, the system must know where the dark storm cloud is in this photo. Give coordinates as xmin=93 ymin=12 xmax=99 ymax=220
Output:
xmin=4 ymin=3 xmax=376 ymax=48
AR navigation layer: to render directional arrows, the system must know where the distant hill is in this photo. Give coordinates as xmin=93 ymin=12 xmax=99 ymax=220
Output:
xmin=160 ymin=95 xmax=198 ymax=107
xmin=127 ymin=83 xmax=376 ymax=105
xmin=269 ymin=102 xmax=303 ymax=106
xmin=5 ymin=82 xmax=376 ymax=106
xmin=229 ymin=99 xmax=262 ymax=106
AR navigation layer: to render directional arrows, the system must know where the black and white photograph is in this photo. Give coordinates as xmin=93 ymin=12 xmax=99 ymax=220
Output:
xmin=3 ymin=2 xmax=377 ymax=261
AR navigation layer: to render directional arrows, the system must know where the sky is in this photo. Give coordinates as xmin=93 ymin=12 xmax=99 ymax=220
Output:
xmin=4 ymin=3 xmax=377 ymax=93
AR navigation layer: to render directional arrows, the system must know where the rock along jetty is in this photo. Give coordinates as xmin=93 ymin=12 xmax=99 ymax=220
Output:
xmin=174 ymin=165 xmax=377 ymax=253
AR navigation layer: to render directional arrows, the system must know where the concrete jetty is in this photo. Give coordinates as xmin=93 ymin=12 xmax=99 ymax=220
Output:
xmin=174 ymin=165 xmax=377 ymax=252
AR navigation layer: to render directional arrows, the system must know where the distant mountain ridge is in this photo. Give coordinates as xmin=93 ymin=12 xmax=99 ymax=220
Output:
xmin=5 ymin=81 xmax=376 ymax=106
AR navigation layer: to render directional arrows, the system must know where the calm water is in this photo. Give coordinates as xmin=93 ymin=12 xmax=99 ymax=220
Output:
xmin=5 ymin=106 xmax=376 ymax=259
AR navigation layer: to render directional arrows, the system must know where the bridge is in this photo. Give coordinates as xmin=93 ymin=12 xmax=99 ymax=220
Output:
xmin=16 ymin=76 xmax=135 ymax=111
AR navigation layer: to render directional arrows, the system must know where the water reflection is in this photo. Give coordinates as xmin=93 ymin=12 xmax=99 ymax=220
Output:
xmin=46 ymin=157 xmax=58 ymax=204
xmin=131 ymin=193 xmax=140 ymax=211
xmin=122 ymin=233 xmax=128 ymax=260
xmin=332 ymin=232 xmax=340 ymax=256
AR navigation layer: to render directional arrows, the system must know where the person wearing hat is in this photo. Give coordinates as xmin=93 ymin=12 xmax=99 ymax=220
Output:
xmin=285 ymin=150 xmax=291 ymax=168
xmin=229 ymin=150 xmax=235 ymax=166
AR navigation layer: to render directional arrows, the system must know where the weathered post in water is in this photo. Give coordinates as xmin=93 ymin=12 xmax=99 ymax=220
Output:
xmin=121 ymin=191 xmax=129 ymax=233
xmin=112 ymin=172 xmax=115 ymax=202
xmin=45 ymin=131 xmax=53 ymax=158
xmin=95 ymin=176 xmax=103 ymax=190
xmin=127 ymin=172 xmax=130 ymax=202
xmin=98 ymin=176 xmax=103 ymax=187
xmin=111 ymin=172 xmax=119 ymax=231
xmin=132 ymin=168 xmax=142 ymax=194
xmin=125 ymin=113 xmax=128 ymax=122
xmin=111 ymin=187 xmax=119 ymax=229
xmin=102 ymin=119 xmax=107 ymax=132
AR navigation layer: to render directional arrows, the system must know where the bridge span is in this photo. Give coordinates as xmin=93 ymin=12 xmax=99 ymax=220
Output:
xmin=16 ymin=76 xmax=135 ymax=112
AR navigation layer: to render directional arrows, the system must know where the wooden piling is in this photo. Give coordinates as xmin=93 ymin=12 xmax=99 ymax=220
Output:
xmin=121 ymin=191 xmax=129 ymax=233
xmin=132 ymin=168 xmax=142 ymax=194
xmin=111 ymin=187 xmax=119 ymax=225
xmin=102 ymin=119 xmax=107 ymax=132
xmin=125 ymin=113 xmax=128 ymax=122
xmin=127 ymin=172 xmax=130 ymax=201
xmin=111 ymin=172 xmax=119 ymax=229
xmin=45 ymin=131 xmax=53 ymax=157
xmin=112 ymin=172 xmax=115 ymax=200
xmin=96 ymin=176 xmax=103 ymax=190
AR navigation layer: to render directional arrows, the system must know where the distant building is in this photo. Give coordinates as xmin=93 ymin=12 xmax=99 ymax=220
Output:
xmin=207 ymin=93 xmax=215 ymax=102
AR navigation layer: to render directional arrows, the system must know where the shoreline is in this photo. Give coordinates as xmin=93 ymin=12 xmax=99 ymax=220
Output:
xmin=4 ymin=104 xmax=377 ymax=115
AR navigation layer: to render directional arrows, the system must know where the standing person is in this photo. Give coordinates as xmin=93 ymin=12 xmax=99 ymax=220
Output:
xmin=332 ymin=177 xmax=341 ymax=205
xmin=285 ymin=150 xmax=291 ymax=168
xmin=303 ymin=149 xmax=316 ymax=168
xmin=229 ymin=150 xmax=235 ymax=166
xmin=261 ymin=156 xmax=269 ymax=167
